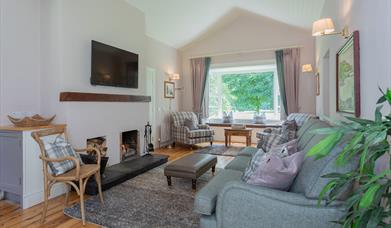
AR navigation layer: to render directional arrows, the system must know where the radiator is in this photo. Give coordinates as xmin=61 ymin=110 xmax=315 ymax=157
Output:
xmin=158 ymin=112 xmax=171 ymax=147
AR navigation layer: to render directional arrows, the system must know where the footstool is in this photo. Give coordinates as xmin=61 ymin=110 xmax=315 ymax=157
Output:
xmin=164 ymin=153 xmax=218 ymax=190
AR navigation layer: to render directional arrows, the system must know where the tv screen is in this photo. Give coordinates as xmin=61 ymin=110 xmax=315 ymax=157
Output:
xmin=91 ymin=40 xmax=138 ymax=88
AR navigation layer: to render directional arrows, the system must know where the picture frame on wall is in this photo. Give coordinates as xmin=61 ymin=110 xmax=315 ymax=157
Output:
xmin=316 ymin=72 xmax=320 ymax=96
xmin=336 ymin=30 xmax=360 ymax=117
xmin=164 ymin=81 xmax=175 ymax=98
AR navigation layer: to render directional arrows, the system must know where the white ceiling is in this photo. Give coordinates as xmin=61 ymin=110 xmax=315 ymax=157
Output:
xmin=126 ymin=0 xmax=325 ymax=48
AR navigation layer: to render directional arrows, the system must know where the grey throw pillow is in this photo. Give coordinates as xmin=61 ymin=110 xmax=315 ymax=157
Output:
xmin=261 ymin=134 xmax=288 ymax=152
xmin=242 ymin=149 xmax=265 ymax=182
xmin=246 ymin=151 xmax=305 ymax=191
xmin=43 ymin=136 xmax=84 ymax=176
xmin=281 ymin=120 xmax=297 ymax=141
xmin=269 ymin=139 xmax=298 ymax=157
xmin=184 ymin=118 xmax=198 ymax=130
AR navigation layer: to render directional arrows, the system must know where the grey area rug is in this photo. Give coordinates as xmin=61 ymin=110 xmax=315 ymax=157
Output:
xmin=195 ymin=145 xmax=243 ymax=157
xmin=64 ymin=165 xmax=217 ymax=228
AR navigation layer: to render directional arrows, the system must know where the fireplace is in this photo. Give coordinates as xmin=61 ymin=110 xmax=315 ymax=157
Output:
xmin=120 ymin=130 xmax=139 ymax=161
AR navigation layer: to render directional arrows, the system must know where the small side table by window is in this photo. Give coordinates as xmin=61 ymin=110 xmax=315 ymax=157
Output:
xmin=224 ymin=129 xmax=252 ymax=147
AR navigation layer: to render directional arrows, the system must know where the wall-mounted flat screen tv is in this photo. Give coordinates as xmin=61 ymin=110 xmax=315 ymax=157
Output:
xmin=91 ymin=40 xmax=138 ymax=88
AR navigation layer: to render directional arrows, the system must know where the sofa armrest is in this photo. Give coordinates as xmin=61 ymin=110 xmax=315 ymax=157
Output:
xmin=173 ymin=125 xmax=190 ymax=133
xmin=215 ymin=181 xmax=345 ymax=228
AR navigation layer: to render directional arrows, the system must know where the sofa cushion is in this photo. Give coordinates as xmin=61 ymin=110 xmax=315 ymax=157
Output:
xmin=242 ymin=149 xmax=265 ymax=182
xmin=290 ymin=142 xmax=358 ymax=200
xmin=188 ymin=129 xmax=214 ymax=138
xmin=261 ymin=134 xmax=288 ymax=152
xmin=287 ymin=113 xmax=317 ymax=127
xmin=194 ymin=169 xmax=243 ymax=215
xmin=246 ymin=151 xmax=305 ymax=191
xmin=237 ymin=147 xmax=258 ymax=157
xmin=225 ymin=156 xmax=251 ymax=172
xmin=281 ymin=120 xmax=298 ymax=141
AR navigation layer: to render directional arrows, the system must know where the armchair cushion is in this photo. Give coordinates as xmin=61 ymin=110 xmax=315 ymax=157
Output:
xmin=184 ymin=118 xmax=199 ymax=130
xmin=44 ymin=136 xmax=83 ymax=176
xmin=188 ymin=129 xmax=214 ymax=138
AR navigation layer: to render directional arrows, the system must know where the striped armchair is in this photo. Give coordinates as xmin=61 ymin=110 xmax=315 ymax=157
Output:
xmin=171 ymin=112 xmax=214 ymax=146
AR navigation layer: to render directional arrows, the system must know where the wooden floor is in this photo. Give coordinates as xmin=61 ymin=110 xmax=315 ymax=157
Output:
xmin=0 ymin=142 xmax=247 ymax=228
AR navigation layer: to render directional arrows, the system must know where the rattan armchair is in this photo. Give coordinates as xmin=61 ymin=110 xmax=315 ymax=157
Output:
xmin=31 ymin=126 xmax=104 ymax=225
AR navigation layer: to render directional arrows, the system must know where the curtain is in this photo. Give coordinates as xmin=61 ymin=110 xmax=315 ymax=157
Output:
xmin=275 ymin=48 xmax=301 ymax=117
xmin=283 ymin=48 xmax=300 ymax=114
xmin=191 ymin=57 xmax=211 ymax=120
xmin=276 ymin=50 xmax=288 ymax=117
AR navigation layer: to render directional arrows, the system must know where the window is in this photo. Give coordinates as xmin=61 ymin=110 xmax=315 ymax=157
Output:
xmin=208 ymin=64 xmax=280 ymax=121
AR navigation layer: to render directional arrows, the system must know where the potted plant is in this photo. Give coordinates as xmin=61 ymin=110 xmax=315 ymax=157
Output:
xmin=254 ymin=103 xmax=268 ymax=124
xmin=308 ymin=88 xmax=391 ymax=227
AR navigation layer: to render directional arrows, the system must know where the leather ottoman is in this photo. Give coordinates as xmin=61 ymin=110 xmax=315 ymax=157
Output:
xmin=164 ymin=153 xmax=218 ymax=190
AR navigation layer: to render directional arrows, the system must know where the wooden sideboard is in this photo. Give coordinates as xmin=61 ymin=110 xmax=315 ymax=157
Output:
xmin=0 ymin=125 xmax=67 ymax=209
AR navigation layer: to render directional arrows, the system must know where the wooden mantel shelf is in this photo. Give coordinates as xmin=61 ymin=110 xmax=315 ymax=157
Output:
xmin=59 ymin=92 xmax=151 ymax=102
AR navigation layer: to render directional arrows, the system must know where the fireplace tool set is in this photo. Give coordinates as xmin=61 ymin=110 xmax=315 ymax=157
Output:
xmin=144 ymin=122 xmax=154 ymax=155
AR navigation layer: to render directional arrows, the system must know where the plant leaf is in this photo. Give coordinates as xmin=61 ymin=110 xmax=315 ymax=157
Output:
xmin=385 ymin=88 xmax=391 ymax=105
xmin=359 ymin=184 xmax=381 ymax=209
xmin=345 ymin=116 xmax=375 ymax=125
xmin=307 ymin=131 xmax=344 ymax=159
xmin=359 ymin=143 xmax=369 ymax=173
xmin=336 ymin=132 xmax=364 ymax=166
xmin=317 ymin=181 xmax=336 ymax=206
xmin=376 ymin=95 xmax=386 ymax=104
xmin=310 ymin=127 xmax=340 ymax=135
xmin=374 ymin=105 xmax=383 ymax=123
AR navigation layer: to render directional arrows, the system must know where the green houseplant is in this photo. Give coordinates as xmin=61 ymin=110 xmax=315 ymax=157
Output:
xmin=308 ymin=88 xmax=391 ymax=227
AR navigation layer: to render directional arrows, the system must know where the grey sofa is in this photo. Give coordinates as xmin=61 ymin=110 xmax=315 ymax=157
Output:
xmin=194 ymin=119 xmax=357 ymax=228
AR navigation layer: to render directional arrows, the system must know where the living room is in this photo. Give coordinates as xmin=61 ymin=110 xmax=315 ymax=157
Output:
xmin=0 ymin=0 xmax=390 ymax=227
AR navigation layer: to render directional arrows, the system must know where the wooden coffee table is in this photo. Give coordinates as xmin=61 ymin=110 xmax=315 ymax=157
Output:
xmin=224 ymin=128 xmax=252 ymax=147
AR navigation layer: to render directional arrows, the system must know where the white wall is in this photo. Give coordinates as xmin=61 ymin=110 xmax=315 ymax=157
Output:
xmin=145 ymin=37 xmax=180 ymax=147
xmin=316 ymin=0 xmax=391 ymax=119
xmin=0 ymin=0 xmax=180 ymax=165
xmin=179 ymin=9 xmax=316 ymax=115
xmin=0 ymin=0 xmax=41 ymax=124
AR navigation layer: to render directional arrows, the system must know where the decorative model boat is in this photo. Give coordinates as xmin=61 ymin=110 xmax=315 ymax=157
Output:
xmin=7 ymin=114 xmax=56 ymax=127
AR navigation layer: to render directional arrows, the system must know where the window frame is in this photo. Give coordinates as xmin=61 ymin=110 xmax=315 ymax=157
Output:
xmin=207 ymin=63 xmax=280 ymax=121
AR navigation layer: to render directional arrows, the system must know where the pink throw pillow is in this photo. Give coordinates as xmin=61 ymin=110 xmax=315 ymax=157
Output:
xmin=246 ymin=151 xmax=305 ymax=191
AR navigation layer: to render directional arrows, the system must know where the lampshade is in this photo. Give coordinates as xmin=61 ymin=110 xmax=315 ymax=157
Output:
xmin=302 ymin=64 xmax=313 ymax=73
xmin=169 ymin=73 xmax=180 ymax=80
xmin=312 ymin=18 xmax=335 ymax=36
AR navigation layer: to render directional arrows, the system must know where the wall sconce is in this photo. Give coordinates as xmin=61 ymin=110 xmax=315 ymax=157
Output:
xmin=167 ymin=73 xmax=183 ymax=90
xmin=302 ymin=64 xmax=313 ymax=73
xmin=169 ymin=73 xmax=180 ymax=81
xmin=312 ymin=18 xmax=349 ymax=38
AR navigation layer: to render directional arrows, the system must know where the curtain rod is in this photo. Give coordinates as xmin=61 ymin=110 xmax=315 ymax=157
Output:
xmin=187 ymin=45 xmax=304 ymax=59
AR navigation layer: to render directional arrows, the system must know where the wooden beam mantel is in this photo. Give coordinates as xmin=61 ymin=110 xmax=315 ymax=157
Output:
xmin=59 ymin=92 xmax=151 ymax=102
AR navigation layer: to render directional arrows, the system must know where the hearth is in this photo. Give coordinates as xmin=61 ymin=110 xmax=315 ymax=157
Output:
xmin=120 ymin=130 xmax=139 ymax=161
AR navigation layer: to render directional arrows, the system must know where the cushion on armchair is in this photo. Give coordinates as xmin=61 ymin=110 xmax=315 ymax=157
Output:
xmin=43 ymin=136 xmax=83 ymax=176
xmin=184 ymin=118 xmax=199 ymax=130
